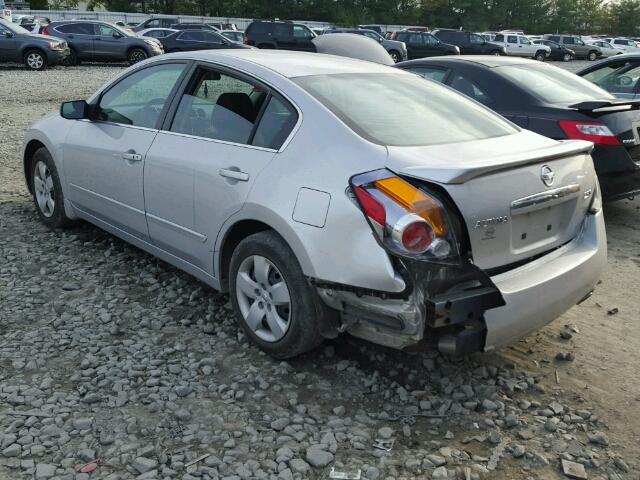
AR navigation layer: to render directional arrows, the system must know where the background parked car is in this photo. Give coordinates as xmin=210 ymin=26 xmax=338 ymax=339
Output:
xmin=245 ymin=20 xmax=316 ymax=52
xmin=325 ymin=28 xmax=407 ymax=62
xmin=12 ymin=15 xmax=50 ymax=34
xmin=138 ymin=27 xmax=178 ymax=40
xmin=159 ymin=29 xmax=251 ymax=53
xmin=533 ymin=39 xmax=574 ymax=61
xmin=388 ymin=30 xmax=458 ymax=59
xmin=543 ymin=34 xmax=601 ymax=60
xmin=0 ymin=18 xmax=68 ymax=70
xmin=577 ymin=54 xmax=640 ymax=99
xmin=356 ymin=24 xmax=384 ymax=35
xmin=208 ymin=22 xmax=238 ymax=31
xmin=493 ymin=33 xmax=550 ymax=61
xmin=589 ymin=40 xmax=624 ymax=57
xmin=432 ymin=29 xmax=505 ymax=55
xmin=220 ymin=30 xmax=245 ymax=44
xmin=132 ymin=17 xmax=178 ymax=32
xmin=170 ymin=23 xmax=219 ymax=31
xmin=44 ymin=20 xmax=163 ymax=66
xmin=603 ymin=38 xmax=640 ymax=52
xmin=397 ymin=56 xmax=640 ymax=201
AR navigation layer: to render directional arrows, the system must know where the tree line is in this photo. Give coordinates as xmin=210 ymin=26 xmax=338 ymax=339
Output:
xmin=35 ymin=0 xmax=640 ymax=36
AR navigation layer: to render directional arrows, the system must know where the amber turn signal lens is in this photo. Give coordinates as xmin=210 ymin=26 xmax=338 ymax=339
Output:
xmin=374 ymin=177 xmax=448 ymax=236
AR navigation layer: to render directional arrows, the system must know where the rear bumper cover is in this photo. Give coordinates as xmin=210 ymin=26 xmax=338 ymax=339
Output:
xmin=316 ymin=210 xmax=606 ymax=353
xmin=484 ymin=209 xmax=606 ymax=350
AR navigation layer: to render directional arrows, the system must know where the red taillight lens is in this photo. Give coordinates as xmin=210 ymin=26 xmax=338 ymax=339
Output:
xmin=41 ymin=25 xmax=50 ymax=35
xmin=390 ymin=32 xmax=397 ymax=40
xmin=559 ymin=120 xmax=620 ymax=145
xmin=354 ymin=186 xmax=386 ymax=226
xmin=243 ymin=35 xmax=248 ymax=45
xmin=398 ymin=217 xmax=435 ymax=253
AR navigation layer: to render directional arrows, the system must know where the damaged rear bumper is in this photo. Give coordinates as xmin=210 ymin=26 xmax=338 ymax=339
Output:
xmin=315 ymin=210 xmax=606 ymax=354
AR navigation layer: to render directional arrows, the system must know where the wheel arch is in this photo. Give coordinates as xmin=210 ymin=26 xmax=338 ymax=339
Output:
xmin=23 ymin=139 xmax=47 ymax=194
xmin=215 ymin=211 xmax=314 ymax=293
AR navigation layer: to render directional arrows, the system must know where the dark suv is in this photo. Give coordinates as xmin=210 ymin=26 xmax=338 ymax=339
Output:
xmin=432 ymin=29 xmax=505 ymax=55
xmin=389 ymin=31 xmax=459 ymax=59
xmin=0 ymin=18 xmax=69 ymax=70
xmin=132 ymin=17 xmax=178 ymax=33
xmin=44 ymin=20 xmax=164 ymax=65
xmin=245 ymin=20 xmax=316 ymax=52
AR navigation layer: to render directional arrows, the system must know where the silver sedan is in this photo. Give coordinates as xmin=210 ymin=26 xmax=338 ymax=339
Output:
xmin=23 ymin=50 xmax=606 ymax=358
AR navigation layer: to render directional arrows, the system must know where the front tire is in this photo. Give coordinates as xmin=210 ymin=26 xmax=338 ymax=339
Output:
xmin=534 ymin=50 xmax=546 ymax=62
xmin=24 ymin=49 xmax=47 ymax=71
xmin=563 ymin=53 xmax=572 ymax=62
xmin=128 ymin=48 xmax=148 ymax=65
xmin=29 ymin=148 xmax=73 ymax=229
xmin=63 ymin=48 xmax=80 ymax=66
xmin=491 ymin=50 xmax=502 ymax=56
xmin=229 ymin=231 xmax=324 ymax=359
xmin=587 ymin=51 xmax=598 ymax=61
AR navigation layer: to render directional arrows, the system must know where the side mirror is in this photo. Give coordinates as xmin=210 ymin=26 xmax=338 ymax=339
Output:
xmin=3 ymin=31 xmax=14 ymax=38
xmin=61 ymin=100 xmax=89 ymax=120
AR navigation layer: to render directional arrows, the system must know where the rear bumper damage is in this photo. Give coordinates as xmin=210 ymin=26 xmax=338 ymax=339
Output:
xmin=316 ymin=210 xmax=606 ymax=354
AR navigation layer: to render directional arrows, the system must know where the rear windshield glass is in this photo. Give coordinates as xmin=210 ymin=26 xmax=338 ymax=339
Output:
xmin=497 ymin=64 xmax=614 ymax=104
xmin=294 ymin=73 xmax=517 ymax=147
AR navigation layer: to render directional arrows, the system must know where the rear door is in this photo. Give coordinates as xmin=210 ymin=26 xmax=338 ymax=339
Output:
xmin=53 ymin=22 xmax=95 ymax=60
xmin=144 ymin=64 xmax=298 ymax=271
xmin=273 ymin=23 xmax=295 ymax=50
xmin=63 ymin=62 xmax=188 ymax=240
xmin=406 ymin=33 xmax=427 ymax=59
xmin=292 ymin=24 xmax=316 ymax=51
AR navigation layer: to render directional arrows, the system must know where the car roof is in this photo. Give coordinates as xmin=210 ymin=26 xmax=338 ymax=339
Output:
xmin=164 ymin=49 xmax=400 ymax=78
xmin=400 ymin=55 xmax=538 ymax=69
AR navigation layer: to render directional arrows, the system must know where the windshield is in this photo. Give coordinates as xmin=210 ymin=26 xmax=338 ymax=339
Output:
xmin=294 ymin=73 xmax=517 ymax=147
xmin=0 ymin=18 xmax=31 ymax=34
xmin=497 ymin=64 xmax=614 ymax=104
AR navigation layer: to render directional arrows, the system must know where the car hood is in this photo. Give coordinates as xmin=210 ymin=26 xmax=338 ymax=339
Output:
xmin=385 ymin=129 xmax=592 ymax=184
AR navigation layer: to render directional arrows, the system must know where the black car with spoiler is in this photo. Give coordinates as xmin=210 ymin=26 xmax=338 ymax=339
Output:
xmin=396 ymin=56 xmax=640 ymax=201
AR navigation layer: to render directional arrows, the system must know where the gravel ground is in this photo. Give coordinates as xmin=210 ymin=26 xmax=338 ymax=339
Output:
xmin=0 ymin=61 xmax=639 ymax=480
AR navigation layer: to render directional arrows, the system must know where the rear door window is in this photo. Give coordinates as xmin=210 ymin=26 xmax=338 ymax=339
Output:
xmin=274 ymin=23 xmax=292 ymax=38
xmin=507 ymin=36 xmax=518 ymax=44
xmin=582 ymin=61 xmax=640 ymax=96
xmin=56 ymin=23 xmax=93 ymax=35
xmin=170 ymin=68 xmax=268 ymax=145
xmin=405 ymin=66 xmax=449 ymax=83
xmin=252 ymin=96 xmax=298 ymax=149
xmin=449 ymin=73 xmax=494 ymax=105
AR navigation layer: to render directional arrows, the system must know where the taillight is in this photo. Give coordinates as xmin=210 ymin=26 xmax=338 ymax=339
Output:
xmin=243 ymin=35 xmax=248 ymax=45
xmin=559 ymin=120 xmax=620 ymax=145
xmin=350 ymin=169 xmax=457 ymax=260
xmin=41 ymin=25 xmax=50 ymax=35
xmin=390 ymin=32 xmax=397 ymax=40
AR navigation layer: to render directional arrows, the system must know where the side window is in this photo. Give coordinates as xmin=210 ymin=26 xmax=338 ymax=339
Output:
xmin=95 ymin=63 xmax=186 ymax=128
xmin=519 ymin=37 xmax=530 ymax=45
xmin=180 ymin=31 xmax=204 ymax=41
xmin=450 ymin=74 xmax=494 ymax=105
xmin=293 ymin=25 xmax=311 ymax=39
xmin=253 ymin=96 xmax=298 ymax=149
xmin=274 ymin=23 xmax=292 ymax=38
xmin=203 ymin=32 xmax=224 ymax=43
xmin=96 ymin=24 xmax=117 ymax=37
xmin=564 ymin=37 xmax=575 ymax=45
xmin=406 ymin=66 xmax=448 ymax=83
xmin=470 ymin=34 xmax=484 ymax=44
xmin=395 ymin=32 xmax=408 ymax=42
xmin=507 ymin=36 xmax=518 ymax=44
xmin=548 ymin=35 xmax=560 ymax=43
xmin=424 ymin=34 xmax=438 ymax=46
xmin=583 ymin=62 xmax=640 ymax=95
xmin=409 ymin=33 xmax=423 ymax=45
xmin=56 ymin=23 xmax=93 ymax=35
xmin=494 ymin=34 xmax=504 ymax=42
xmin=170 ymin=69 xmax=268 ymax=145
xmin=147 ymin=19 xmax=161 ymax=28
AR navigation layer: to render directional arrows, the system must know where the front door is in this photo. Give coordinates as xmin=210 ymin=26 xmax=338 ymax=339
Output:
xmin=144 ymin=65 xmax=298 ymax=272
xmin=92 ymin=23 xmax=127 ymax=61
xmin=63 ymin=62 xmax=188 ymax=240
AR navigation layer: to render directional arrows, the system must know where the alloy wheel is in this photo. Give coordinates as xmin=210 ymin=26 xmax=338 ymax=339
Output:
xmin=130 ymin=49 xmax=148 ymax=64
xmin=235 ymin=255 xmax=291 ymax=343
xmin=33 ymin=160 xmax=55 ymax=218
xmin=27 ymin=52 xmax=44 ymax=70
xmin=390 ymin=51 xmax=401 ymax=63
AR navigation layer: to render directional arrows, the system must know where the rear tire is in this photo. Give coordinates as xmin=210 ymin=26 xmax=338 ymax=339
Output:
xmin=562 ymin=53 xmax=572 ymax=62
xmin=24 ymin=49 xmax=47 ymax=71
xmin=29 ymin=148 xmax=74 ymax=229
xmin=491 ymin=50 xmax=502 ymax=56
xmin=128 ymin=48 xmax=148 ymax=65
xmin=587 ymin=51 xmax=598 ymax=61
xmin=229 ymin=231 xmax=325 ymax=359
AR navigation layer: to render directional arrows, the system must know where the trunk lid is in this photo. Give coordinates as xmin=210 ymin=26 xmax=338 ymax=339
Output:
xmin=386 ymin=131 xmax=596 ymax=270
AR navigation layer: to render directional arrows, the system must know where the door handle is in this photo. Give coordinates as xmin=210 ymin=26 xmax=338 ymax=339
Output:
xmin=122 ymin=152 xmax=142 ymax=162
xmin=219 ymin=168 xmax=249 ymax=182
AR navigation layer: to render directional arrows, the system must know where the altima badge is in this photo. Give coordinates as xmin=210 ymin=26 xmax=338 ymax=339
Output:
xmin=540 ymin=165 xmax=555 ymax=187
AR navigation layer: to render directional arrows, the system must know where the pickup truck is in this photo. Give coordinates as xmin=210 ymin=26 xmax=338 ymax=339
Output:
xmin=494 ymin=33 xmax=550 ymax=61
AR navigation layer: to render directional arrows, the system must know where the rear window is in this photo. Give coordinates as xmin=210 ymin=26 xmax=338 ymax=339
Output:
xmin=497 ymin=64 xmax=614 ymax=104
xmin=294 ymin=73 xmax=517 ymax=147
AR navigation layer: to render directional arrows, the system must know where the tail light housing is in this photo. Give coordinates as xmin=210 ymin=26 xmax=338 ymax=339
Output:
xmin=351 ymin=169 xmax=459 ymax=261
xmin=41 ymin=25 xmax=51 ymax=35
xmin=559 ymin=120 xmax=620 ymax=145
